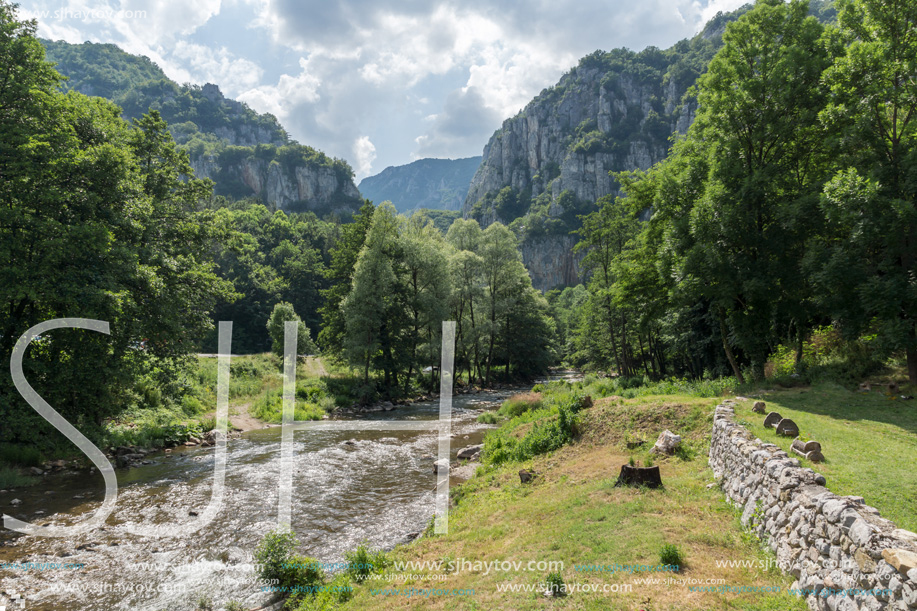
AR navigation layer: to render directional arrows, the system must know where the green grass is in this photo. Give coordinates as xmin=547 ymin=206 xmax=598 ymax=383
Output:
xmin=735 ymin=383 xmax=917 ymax=532
xmin=0 ymin=466 xmax=38 ymax=488
xmin=327 ymin=392 xmax=807 ymax=611
xmin=0 ymin=443 xmax=44 ymax=467
xmin=250 ymin=388 xmax=327 ymax=423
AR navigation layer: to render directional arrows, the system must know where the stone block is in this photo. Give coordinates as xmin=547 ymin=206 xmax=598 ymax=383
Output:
xmin=884 ymin=549 xmax=917 ymax=575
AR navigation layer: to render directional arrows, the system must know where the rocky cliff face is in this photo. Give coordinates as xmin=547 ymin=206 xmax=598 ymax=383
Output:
xmin=41 ymin=40 xmax=365 ymax=214
xmin=192 ymin=155 xmax=362 ymax=213
xmin=358 ymin=157 xmax=481 ymax=212
xmin=465 ymin=73 xmax=694 ymax=210
xmin=461 ymin=10 xmax=749 ymax=291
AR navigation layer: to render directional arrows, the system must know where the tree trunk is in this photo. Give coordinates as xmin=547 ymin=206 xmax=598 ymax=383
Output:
xmin=908 ymin=344 xmax=917 ymax=386
xmin=719 ymin=312 xmax=745 ymax=384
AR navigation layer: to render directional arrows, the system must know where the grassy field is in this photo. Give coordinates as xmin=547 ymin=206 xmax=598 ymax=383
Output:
xmin=277 ymin=390 xmax=807 ymax=611
xmin=735 ymin=383 xmax=917 ymax=533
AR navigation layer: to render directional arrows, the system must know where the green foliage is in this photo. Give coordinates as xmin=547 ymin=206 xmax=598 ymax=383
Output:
xmin=254 ymin=530 xmax=300 ymax=584
xmin=476 ymin=412 xmax=499 ymax=424
xmin=0 ymin=5 xmax=233 ymax=446
xmin=204 ymin=201 xmax=336 ymax=354
xmin=344 ymin=543 xmax=389 ymax=581
xmin=224 ymin=602 xmax=245 ymax=611
xmin=545 ymin=571 xmax=565 ymax=595
xmin=0 ymin=444 xmax=43 ymax=467
xmin=0 ymin=466 xmax=37 ymax=488
xmin=498 ymin=393 xmax=544 ymax=418
xmin=267 ymin=302 xmax=317 ymax=359
xmin=482 ymin=397 xmax=579 ymax=466
xmin=251 ymin=389 xmax=325 ymax=423
xmin=660 ymin=543 xmax=683 ymax=569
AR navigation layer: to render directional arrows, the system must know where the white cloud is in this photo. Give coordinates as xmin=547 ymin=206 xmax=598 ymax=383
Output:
xmin=353 ymin=136 xmax=377 ymax=177
xmin=172 ymin=41 xmax=263 ymax=97
xmin=21 ymin=0 xmax=753 ymax=175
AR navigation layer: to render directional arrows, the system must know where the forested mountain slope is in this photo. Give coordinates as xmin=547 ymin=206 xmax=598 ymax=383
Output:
xmin=42 ymin=40 xmax=362 ymax=215
xmin=358 ymin=156 xmax=481 ymax=213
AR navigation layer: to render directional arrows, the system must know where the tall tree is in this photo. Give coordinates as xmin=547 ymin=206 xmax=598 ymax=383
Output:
xmin=809 ymin=0 xmax=917 ymax=382
xmin=318 ymin=200 xmax=375 ymax=356
xmin=678 ymin=0 xmax=832 ymax=380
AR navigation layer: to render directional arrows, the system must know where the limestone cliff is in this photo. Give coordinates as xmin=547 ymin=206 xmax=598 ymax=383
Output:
xmin=191 ymin=147 xmax=362 ymax=214
xmin=462 ymin=9 xmax=748 ymax=291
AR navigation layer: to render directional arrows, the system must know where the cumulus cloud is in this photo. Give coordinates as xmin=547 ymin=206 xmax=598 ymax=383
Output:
xmin=353 ymin=136 xmax=377 ymax=177
xmin=172 ymin=41 xmax=263 ymax=97
xmin=414 ymin=86 xmax=502 ymax=159
xmin=22 ymin=0 xmax=747 ymax=175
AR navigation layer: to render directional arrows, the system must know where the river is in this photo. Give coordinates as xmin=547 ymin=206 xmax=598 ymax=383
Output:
xmin=0 ymin=388 xmax=521 ymax=610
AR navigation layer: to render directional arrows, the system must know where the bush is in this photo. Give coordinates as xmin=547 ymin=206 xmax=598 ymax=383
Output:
xmin=344 ymin=544 xmax=389 ymax=581
xmin=290 ymin=573 xmax=353 ymax=611
xmin=254 ymin=530 xmax=299 ymax=584
xmin=545 ymin=571 xmax=565 ymax=596
xmin=499 ymin=392 xmax=543 ymax=417
xmin=224 ymin=602 xmax=245 ymax=611
xmin=483 ymin=406 xmax=578 ymax=466
xmin=660 ymin=543 xmax=683 ymax=569
xmin=0 ymin=444 xmax=43 ymax=467
xmin=477 ymin=412 xmax=498 ymax=424
xmin=251 ymin=389 xmax=326 ymax=423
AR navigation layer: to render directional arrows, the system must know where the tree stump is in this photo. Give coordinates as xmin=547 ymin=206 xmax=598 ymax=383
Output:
xmin=614 ymin=464 xmax=663 ymax=488
xmin=519 ymin=469 xmax=536 ymax=484
xmin=752 ymin=401 xmax=766 ymax=414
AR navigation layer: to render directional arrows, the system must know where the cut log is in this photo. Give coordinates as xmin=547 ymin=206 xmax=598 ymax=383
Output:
xmin=792 ymin=445 xmax=825 ymax=463
xmin=792 ymin=439 xmax=822 ymax=454
xmin=752 ymin=401 xmax=766 ymax=414
xmin=614 ymin=464 xmax=663 ymax=489
xmin=775 ymin=418 xmax=799 ymax=437
xmin=763 ymin=411 xmax=783 ymax=428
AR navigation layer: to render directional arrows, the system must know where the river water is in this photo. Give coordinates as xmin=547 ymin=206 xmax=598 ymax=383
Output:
xmin=0 ymin=388 xmax=520 ymax=611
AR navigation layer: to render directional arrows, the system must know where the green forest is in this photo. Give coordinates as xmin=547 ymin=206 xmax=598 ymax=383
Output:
xmin=555 ymin=0 xmax=917 ymax=389
xmin=2 ymin=0 xmax=916 ymax=458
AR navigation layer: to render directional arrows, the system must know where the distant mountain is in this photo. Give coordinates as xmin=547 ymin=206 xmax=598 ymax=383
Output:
xmin=359 ymin=157 xmax=482 ymax=213
xmin=41 ymin=40 xmax=362 ymax=216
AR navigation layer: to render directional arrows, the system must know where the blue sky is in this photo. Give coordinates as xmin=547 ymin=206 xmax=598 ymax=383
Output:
xmin=21 ymin=0 xmax=747 ymax=179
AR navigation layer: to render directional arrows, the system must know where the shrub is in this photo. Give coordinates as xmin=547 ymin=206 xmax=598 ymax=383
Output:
xmin=482 ymin=406 xmax=577 ymax=466
xmin=254 ymin=530 xmax=299 ymax=584
xmin=224 ymin=602 xmax=245 ymax=611
xmin=181 ymin=395 xmax=204 ymax=415
xmin=545 ymin=571 xmax=566 ymax=596
xmin=290 ymin=573 xmax=353 ymax=611
xmin=251 ymin=390 xmax=325 ymax=423
xmin=344 ymin=544 xmax=389 ymax=581
xmin=660 ymin=543 xmax=683 ymax=569
xmin=499 ymin=392 xmax=543 ymax=417
xmin=477 ymin=412 xmax=498 ymax=424
xmin=0 ymin=444 xmax=43 ymax=467
xmin=0 ymin=466 xmax=37 ymax=488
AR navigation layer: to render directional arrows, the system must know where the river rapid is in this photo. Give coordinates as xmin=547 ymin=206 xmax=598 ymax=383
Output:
xmin=0 ymin=388 xmax=520 ymax=611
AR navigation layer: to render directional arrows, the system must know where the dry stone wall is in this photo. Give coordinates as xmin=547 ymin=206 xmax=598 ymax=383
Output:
xmin=709 ymin=402 xmax=917 ymax=610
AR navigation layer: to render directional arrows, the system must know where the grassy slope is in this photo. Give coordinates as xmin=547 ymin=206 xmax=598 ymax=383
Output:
xmin=334 ymin=395 xmax=807 ymax=611
xmin=736 ymin=384 xmax=917 ymax=532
